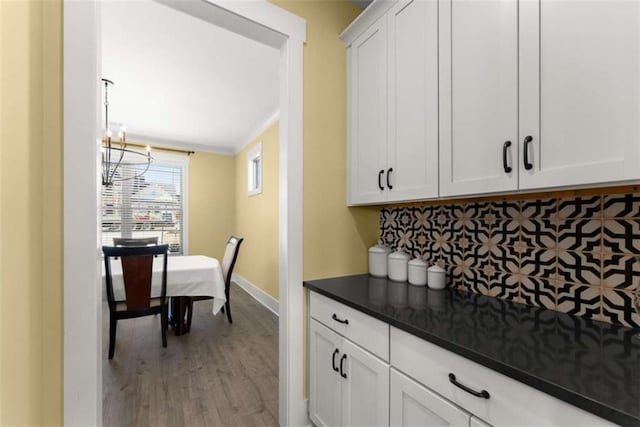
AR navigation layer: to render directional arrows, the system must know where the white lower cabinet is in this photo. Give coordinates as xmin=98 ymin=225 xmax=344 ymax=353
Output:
xmin=390 ymin=368 xmax=471 ymax=427
xmin=309 ymin=319 xmax=389 ymax=427
xmin=308 ymin=292 xmax=613 ymax=427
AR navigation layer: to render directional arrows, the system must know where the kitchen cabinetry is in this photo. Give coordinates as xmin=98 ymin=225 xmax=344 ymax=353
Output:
xmin=343 ymin=0 xmax=438 ymax=205
xmin=390 ymin=368 xmax=472 ymax=427
xmin=391 ymin=327 xmax=613 ymax=426
xmin=309 ymin=293 xmax=389 ymax=427
xmin=440 ymin=0 xmax=640 ymax=197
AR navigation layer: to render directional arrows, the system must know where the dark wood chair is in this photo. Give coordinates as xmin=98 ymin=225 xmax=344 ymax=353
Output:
xmin=113 ymin=237 xmax=159 ymax=246
xmin=103 ymin=244 xmax=169 ymax=359
xmin=186 ymin=236 xmax=243 ymax=328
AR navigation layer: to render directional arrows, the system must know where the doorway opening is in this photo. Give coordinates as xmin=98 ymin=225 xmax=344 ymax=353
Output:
xmin=63 ymin=1 xmax=307 ymax=425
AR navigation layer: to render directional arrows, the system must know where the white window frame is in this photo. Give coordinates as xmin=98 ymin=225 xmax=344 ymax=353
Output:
xmin=247 ymin=141 xmax=263 ymax=196
xmin=150 ymin=151 xmax=190 ymax=254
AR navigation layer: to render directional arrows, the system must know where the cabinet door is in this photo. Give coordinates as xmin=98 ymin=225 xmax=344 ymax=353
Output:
xmin=519 ymin=0 xmax=640 ymax=189
xmin=386 ymin=0 xmax=439 ymax=201
xmin=390 ymin=368 xmax=470 ymax=427
xmin=341 ymin=338 xmax=389 ymax=427
xmin=439 ymin=0 xmax=518 ymax=197
xmin=309 ymin=320 xmax=342 ymax=427
xmin=348 ymin=18 xmax=388 ymax=205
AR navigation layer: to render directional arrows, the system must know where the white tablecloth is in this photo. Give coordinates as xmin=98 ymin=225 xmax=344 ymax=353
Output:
xmin=102 ymin=255 xmax=226 ymax=315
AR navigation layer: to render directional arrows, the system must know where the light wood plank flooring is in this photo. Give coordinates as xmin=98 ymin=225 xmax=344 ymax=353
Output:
xmin=102 ymin=284 xmax=279 ymax=426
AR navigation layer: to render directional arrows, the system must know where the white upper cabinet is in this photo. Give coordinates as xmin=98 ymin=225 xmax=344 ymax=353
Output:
xmin=386 ymin=0 xmax=439 ymax=201
xmin=349 ymin=19 xmax=388 ymax=205
xmin=441 ymin=0 xmax=640 ymax=197
xmin=345 ymin=0 xmax=640 ymax=203
xmin=439 ymin=0 xmax=519 ymax=197
xmin=519 ymin=0 xmax=640 ymax=189
xmin=344 ymin=0 xmax=438 ymax=205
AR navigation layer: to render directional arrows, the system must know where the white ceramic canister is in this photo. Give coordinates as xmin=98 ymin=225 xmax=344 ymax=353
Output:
xmin=368 ymin=243 xmax=391 ymax=277
xmin=387 ymin=251 xmax=409 ymax=282
xmin=427 ymin=265 xmax=446 ymax=290
xmin=407 ymin=258 xmax=428 ymax=286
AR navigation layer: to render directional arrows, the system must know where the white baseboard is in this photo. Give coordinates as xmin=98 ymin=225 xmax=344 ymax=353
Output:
xmin=232 ymin=273 xmax=279 ymax=316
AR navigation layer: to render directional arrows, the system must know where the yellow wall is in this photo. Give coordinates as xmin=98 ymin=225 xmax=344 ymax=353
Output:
xmin=234 ymin=123 xmax=280 ymax=299
xmin=271 ymin=0 xmax=380 ymax=280
xmin=188 ymin=152 xmax=236 ymax=261
xmin=270 ymin=0 xmax=380 ymax=399
xmin=0 ymin=0 xmax=378 ymax=423
xmin=0 ymin=0 xmax=63 ymax=425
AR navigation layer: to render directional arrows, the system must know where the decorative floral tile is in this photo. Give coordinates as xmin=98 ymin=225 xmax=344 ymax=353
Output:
xmin=489 ymin=244 xmax=519 ymax=274
xmin=557 ymin=196 xmax=602 ymax=220
xmin=602 ymin=219 xmax=640 ymax=254
xmin=557 ymin=219 xmax=601 ymax=252
xmin=521 ymin=198 xmax=557 ymax=220
xmin=441 ymin=218 xmax=466 ymax=243
xmin=466 ymin=219 xmax=491 ymax=245
xmin=557 ymin=250 xmax=602 ymax=286
xmin=489 ymin=200 xmax=520 ymax=219
xmin=601 ymin=288 xmax=640 ymax=328
xmin=432 ymin=230 xmax=452 ymax=254
xmin=603 ymin=194 xmax=640 ymax=218
xmin=467 ymin=244 xmax=491 ymax=271
xmin=491 ymin=220 xmax=520 ymax=247
xmin=520 ymin=276 xmax=556 ymax=309
xmin=379 ymin=192 xmax=640 ymax=327
xmin=603 ymin=253 xmax=640 ymax=290
xmin=490 ymin=273 xmax=521 ymax=301
xmin=463 ymin=268 xmax=490 ymax=295
xmin=556 ymin=282 xmax=601 ymax=318
xmin=519 ymin=247 xmax=557 ymax=278
xmin=520 ymin=218 xmax=556 ymax=248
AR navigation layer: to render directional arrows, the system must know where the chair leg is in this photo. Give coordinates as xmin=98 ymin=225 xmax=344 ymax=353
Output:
xmin=109 ymin=316 xmax=117 ymax=359
xmin=225 ymin=287 xmax=232 ymax=324
xmin=161 ymin=305 xmax=168 ymax=348
xmin=186 ymin=298 xmax=194 ymax=332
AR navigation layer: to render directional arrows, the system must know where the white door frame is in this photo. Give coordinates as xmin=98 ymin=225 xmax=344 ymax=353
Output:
xmin=63 ymin=1 xmax=307 ymax=425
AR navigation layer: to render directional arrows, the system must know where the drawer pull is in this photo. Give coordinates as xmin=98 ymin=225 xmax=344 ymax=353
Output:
xmin=332 ymin=349 xmax=339 ymax=372
xmin=502 ymin=140 xmax=512 ymax=173
xmin=378 ymin=170 xmax=384 ymax=190
xmin=340 ymin=354 xmax=348 ymax=379
xmin=448 ymin=373 xmax=490 ymax=399
xmin=332 ymin=313 xmax=349 ymax=325
xmin=523 ymin=135 xmax=533 ymax=170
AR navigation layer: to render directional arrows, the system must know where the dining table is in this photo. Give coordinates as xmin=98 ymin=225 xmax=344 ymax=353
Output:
xmin=101 ymin=254 xmax=226 ymax=335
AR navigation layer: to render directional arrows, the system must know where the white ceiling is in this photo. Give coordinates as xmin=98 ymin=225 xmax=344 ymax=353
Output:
xmin=101 ymin=0 xmax=280 ymax=154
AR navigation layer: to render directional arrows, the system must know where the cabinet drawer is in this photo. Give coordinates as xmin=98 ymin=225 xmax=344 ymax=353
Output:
xmin=390 ymin=327 xmax=613 ymax=426
xmin=310 ymin=292 xmax=389 ymax=361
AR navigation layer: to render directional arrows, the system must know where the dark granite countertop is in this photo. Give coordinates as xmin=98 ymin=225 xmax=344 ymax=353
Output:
xmin=303 ymin=274 xmax=640 ymax=426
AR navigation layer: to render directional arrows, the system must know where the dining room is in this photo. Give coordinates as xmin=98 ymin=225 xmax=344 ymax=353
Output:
xmin=99 ymin=1 xmax=281 ymax=424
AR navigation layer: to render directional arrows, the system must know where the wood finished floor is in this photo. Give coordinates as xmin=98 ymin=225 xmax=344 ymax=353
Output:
xmin=102 ymin=284 xmax=279 ymax=427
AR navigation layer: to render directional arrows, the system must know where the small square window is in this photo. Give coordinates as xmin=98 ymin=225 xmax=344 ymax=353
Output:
xmin=247 ymin=142 xmax=263 ymax=196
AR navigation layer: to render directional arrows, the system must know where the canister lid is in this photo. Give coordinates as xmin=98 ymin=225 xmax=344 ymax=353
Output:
xmin=408 ymin=258 xmax=427 ymax=267
xmin=369 ymin=245 xmax=388 ymax=254
xmin=428 ymin=264 xmax=445 ymax=273
xmin=388 ymin=251 xmax=409 ymax=260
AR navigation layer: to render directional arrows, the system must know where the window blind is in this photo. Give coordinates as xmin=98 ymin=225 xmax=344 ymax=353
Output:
xmin=101 ymin=160 xmax=185 ymax=254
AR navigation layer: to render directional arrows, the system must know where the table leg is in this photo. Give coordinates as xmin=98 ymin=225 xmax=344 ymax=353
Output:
xmin=169 ymin=296 xmax=190 ymax=336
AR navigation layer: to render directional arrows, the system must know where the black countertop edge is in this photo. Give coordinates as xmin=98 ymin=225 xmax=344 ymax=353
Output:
xmin=303 ymin=277 xmax=639 ymax=427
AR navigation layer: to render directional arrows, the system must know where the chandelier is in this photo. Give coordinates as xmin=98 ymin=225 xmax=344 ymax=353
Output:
xmin=101 ymin=78 xmax=152 ymax=186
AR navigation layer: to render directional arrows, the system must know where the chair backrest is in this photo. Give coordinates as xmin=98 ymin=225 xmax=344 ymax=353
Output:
xmin=221 ymin=236 xmax=243 ymax=287
xmin=113 ymin=237 xmax=159 ymax=246
xmin=103 ymin=244 xmax=169 ymax=311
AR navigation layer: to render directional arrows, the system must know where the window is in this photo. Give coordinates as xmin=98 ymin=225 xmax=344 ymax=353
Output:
xmin=101 ymin=152 xmax=189 ymax=254
xmin=247 ymin=142 xmax=263 ymax=196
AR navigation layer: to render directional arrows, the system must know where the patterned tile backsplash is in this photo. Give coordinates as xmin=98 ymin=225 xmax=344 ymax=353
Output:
xmin=380 ymin=194 xmax=640 ymax=328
